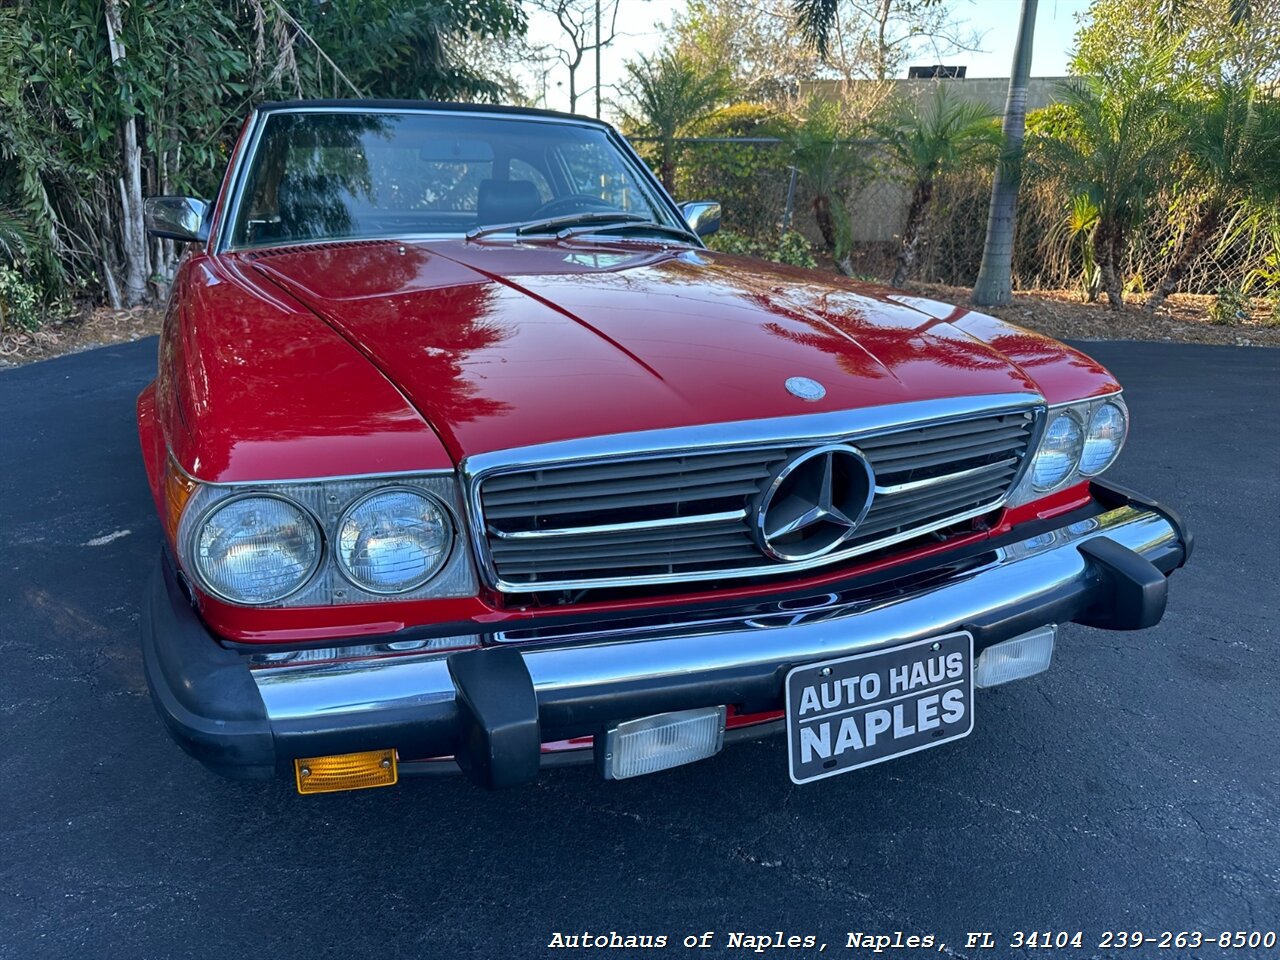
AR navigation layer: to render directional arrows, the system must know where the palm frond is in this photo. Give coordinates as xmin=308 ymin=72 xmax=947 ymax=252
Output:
xmin=0 ymin=206 xmax=34 ymax=265
xmin=790 ymin=0 xmax=838 ymax=57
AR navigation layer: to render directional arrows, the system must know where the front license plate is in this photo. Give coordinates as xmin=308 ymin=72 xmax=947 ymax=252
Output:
xmin=785 ymin=632 xmax=974 ymax=785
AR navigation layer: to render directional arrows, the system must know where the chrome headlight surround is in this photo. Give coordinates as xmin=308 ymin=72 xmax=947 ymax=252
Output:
xmin=1007 ymin=394 xmax=1128 ymax=507
xmin=175 ymin=470 xmax=475 ymax=608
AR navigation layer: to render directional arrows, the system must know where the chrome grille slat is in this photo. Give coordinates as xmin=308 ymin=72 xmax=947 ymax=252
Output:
xmin=864 ymin=431 xmax=1030 ymax=472
xmin=495 ymin=543 xmax=760 ymax=577
xmin=491 ymin=527 xmax=749 ymax=563
xmin=472 ymin=400 xmax=1043 ymax=591
xmin=856 ymin=414 xmax=1028 ymax=446
xmin=481 ymin=448 xmax=780 ymax=491
xmin=854 ymin=486 xmax=1008 ymax=539
xmin=488 ymin=509 xmax=746 ymax=540
xmin=869 ymin=465 xmax=1018 ymax=511
xmin=875 ymin=457 xmax=1017 ymax=496
xmin=481 ymin=464 xmax=774 ymax=507
xmin=483 ymin=479 xmax=768 ymax=520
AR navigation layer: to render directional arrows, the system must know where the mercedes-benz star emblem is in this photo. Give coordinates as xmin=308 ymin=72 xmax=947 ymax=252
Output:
xmin=785 ymin=376 xmax=826 ymax=401
xmin=753 ymin=444 xmax=875 ymax=562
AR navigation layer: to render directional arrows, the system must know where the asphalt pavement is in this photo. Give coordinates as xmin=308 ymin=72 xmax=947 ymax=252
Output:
xmin=1 ymin=337 xmax=1276 ymax=960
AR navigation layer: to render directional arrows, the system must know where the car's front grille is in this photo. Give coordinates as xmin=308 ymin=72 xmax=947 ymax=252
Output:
xmin=472 ymin=402 xmax=1041 ymax=591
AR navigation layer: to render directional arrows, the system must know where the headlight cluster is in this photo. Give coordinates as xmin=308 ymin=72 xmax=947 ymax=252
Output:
xmin=175 ymin=472 xmax=473 ymax=607
xmin=1010 ymin=395 xmax=1128 ymax=505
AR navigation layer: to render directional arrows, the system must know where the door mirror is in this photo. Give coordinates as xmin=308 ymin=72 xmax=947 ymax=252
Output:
xmin=679 ymin=200 xmax=721 ymax=237
xmin=145 ymin=196 xmax=210 ymax=243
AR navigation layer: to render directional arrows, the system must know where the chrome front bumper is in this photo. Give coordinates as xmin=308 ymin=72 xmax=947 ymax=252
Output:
xmin=141 ymin=483 xmax=1190 ymax=785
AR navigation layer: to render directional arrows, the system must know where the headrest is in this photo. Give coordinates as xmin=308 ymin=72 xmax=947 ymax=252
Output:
xmin=476 ymin=179 xmax=540 ymax=226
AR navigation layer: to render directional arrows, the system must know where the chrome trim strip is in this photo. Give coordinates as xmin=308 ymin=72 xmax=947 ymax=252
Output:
xmin=487 ymin=509 xmax=746 ymax=541
xmin=464 ymin=394 xmax=1039 ymax=477
xmin=874 ymin=457 xmax=1018 ymax=496
xmin=461 ymin=393 xmax=1045 ymax=593
xmin=250 ymin=504 xmax=1177 ymax=723
xmin=1048 ymin=389 xmax=1123 ymax=410
xmin=166 ymin=448 xmax=455 ymax=488
xmin=213 ymin=108 xmax=265 ymax=254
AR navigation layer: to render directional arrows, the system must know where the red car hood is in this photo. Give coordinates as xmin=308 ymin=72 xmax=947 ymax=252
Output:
xmin=247 ymin=239 xmax=1044 ymax=461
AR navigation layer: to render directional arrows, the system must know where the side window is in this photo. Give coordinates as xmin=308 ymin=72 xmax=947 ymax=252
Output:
xmin=510 ymin=159 xmax=552 ymax=202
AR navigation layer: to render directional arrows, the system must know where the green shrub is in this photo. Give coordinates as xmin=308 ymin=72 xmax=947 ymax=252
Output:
xmin=1208 ymin=287 xmax=1250 ymax=325
xmin=776 ymin=230 xmax=818 ymax=268
xmin=708 ymin=230 xmax=817 ymax=268
xmin=0 ymin=263 xmax=43 ymax=331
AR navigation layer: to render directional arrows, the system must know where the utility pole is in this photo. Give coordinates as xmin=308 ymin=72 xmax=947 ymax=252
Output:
xmin=971 ymin=0 xmax=1038 ymax=307
xmin=595 ymin=0 xmax=602 ymax=118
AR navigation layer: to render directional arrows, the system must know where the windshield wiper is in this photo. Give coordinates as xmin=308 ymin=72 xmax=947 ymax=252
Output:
xmin=558 ymin=220 xmax=699 ymax=244
xmin=466 ymin=212 xmax=648 ymax=242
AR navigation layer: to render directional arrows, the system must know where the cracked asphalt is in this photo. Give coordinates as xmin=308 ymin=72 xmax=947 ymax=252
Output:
xmin=1 ymin=338 xmax=1276 ymax=959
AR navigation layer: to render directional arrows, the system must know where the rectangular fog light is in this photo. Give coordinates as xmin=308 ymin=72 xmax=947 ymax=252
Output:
xmin=974 ymin=625 xmax=1057 ymax=689
xmin=294 ymin=749 xmax=397 ymax=795
xmin=599 ymin=706 xmax=727 ymax=780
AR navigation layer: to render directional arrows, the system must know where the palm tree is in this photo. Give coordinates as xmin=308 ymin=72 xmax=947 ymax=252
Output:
xmin=784 ymin=97 xmax=868 ymax=273
xmin=1143 ymin=83 xmax=1280 ymax=313
xmin=1032 ymin=69 xmax=1181 ymax=310
xmin=875 ymin=85 xmax=1001 ymax=287
xmin=620 ymin=50 xmax=730 ymax=192
xmin=971 ymin=0 xmax=1037 ymax=307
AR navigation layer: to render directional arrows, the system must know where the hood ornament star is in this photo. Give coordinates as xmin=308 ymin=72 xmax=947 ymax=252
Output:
xmin=753 ymin=444 xmax=875 ymax=562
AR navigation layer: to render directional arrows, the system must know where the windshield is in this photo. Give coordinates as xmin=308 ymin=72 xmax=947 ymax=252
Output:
xmin=227 ymin=110 xmax=678 ymax=249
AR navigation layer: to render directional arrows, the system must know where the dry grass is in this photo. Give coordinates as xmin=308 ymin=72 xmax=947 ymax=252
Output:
xmin=908 ymin=283 xmax=1280 ymax=348
xmin=0 ymin=305 xmax=164 ymax=368
xmin=1 ymin=282 xmax=1276 ymax=370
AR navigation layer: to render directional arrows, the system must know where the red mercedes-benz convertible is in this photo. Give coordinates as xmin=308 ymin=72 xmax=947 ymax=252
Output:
xmin=138 ymin=101 xmax=1191 ymax=794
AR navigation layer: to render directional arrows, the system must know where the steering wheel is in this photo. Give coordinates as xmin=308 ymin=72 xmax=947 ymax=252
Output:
xmin=532 ymin=194 xmax=621 ymax=219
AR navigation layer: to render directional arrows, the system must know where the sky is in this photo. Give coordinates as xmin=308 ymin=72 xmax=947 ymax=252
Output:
xmin=520 ymin=0 xmax=1095 ymax=117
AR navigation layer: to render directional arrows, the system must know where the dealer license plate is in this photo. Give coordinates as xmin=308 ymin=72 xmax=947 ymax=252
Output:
xmin=785 ymin=632 xmax=974 ymax=785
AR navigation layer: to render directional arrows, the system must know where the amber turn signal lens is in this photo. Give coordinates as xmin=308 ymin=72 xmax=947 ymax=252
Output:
xmin=163 ymin=461 xmax=198 ymax=542
xmin=294 ymin=749 xmax=398 ymax=795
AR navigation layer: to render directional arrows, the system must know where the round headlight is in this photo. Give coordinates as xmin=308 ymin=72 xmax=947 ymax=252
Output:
xmin=194 ymin=494 xmax=321 ymax=604
xmin=1032 ymin=412 xmax=1084 ymax=490
xmin=336 ymin=488 xmax=453 ymax=594
xmin=1080 ymin=401 xmax=1127 ymax=475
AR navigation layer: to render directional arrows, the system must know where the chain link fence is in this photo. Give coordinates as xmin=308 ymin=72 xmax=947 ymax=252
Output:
xmin=659 ymin=137 xmax=1276 ymax=303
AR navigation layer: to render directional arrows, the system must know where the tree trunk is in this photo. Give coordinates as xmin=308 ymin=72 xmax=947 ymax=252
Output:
xmin=104 ymin=0 xmax=150 ymax=307
xmin=1143 ymin=200 xmax=1224 ymax=314
xmin=660 ymin=141 xmax=676 ymax=193
xmin=891 ymin=178 xmax=933 ymax=287
xmin=971 ymin=0 xmax=1037 ymax=307
xmin=1095 ymin=220 xmax=1123 ymax=310
xmin=812 ymin=193 xmax=837 ymax=252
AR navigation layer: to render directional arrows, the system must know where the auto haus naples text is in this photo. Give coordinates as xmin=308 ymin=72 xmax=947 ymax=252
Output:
xmin=795 ymin=647 xmax=968 ymax=766
xmin=545 ymin=930 xmax=941 ymax=951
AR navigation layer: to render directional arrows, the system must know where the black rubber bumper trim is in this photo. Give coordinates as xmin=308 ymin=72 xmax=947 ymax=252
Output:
xmin=1091 ymin=478 xmax=1194 ymax=567
xmin=140 ymin=551 xmax=276 ymax=780
xmin=448 ymin=647 xmax=542 ymax=788
xmin=1076 ymin=537 xmax=1168 ymax=630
